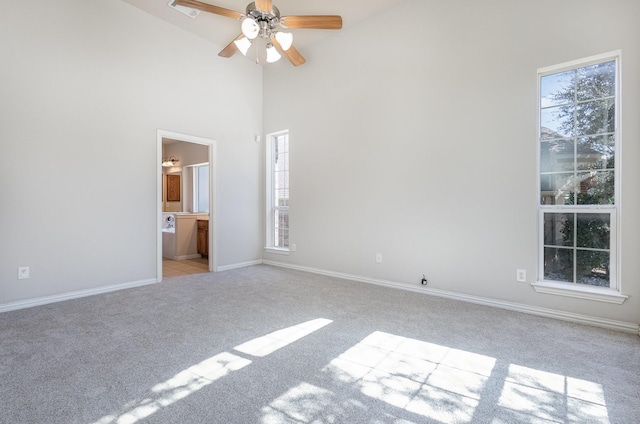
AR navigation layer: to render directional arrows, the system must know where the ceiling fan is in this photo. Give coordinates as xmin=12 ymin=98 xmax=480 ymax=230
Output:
xmin=173 ymin=0 xmax=342 ymax=66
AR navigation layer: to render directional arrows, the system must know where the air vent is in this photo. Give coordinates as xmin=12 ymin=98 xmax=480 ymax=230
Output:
xmin=168 ymin=0 xmax=200 ymax=18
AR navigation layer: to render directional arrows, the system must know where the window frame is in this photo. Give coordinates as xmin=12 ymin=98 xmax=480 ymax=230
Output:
xmin=533 ymin=51 xmax=626 ymax=304
xmin=265 ymin=130 xmax=290 ymax=254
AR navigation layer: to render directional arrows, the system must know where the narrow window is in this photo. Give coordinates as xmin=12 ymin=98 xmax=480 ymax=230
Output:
xmin=266 ymin=131 xmax=289 ymax=251
xmin=538 ymin=53 xmax=619 ymax=291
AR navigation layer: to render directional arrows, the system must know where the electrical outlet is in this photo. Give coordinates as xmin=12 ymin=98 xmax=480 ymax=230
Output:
xmin=375 ymin=253 xmax=382 ymax=264
xmin=18 ymin=267 xmax=29 ymax=280
xmin=516 ymin=269 xmax=526 ymax=282
xmin=291 ymin=243 xmax=297 ymax=252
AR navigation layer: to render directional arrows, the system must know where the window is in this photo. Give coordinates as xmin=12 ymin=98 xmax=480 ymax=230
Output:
xmin=193 ymin=163 xmax=209 ymax=213
xmin=536 ymin=52 xmax=624 ymax=301
xmin=266 ymin=131 xmax=289 ymax=251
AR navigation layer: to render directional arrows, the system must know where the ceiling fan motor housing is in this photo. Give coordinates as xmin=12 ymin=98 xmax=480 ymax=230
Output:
xmin=246 ymin=2 xmax=281 ymax=39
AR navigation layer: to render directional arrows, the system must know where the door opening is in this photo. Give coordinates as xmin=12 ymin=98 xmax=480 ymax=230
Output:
xmin=157 ymin=130 xmax=217 ymax=281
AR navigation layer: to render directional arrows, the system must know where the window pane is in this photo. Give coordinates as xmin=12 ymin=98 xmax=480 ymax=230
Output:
xmin=279 ymin=229 xmax=289 ymax=248
xmin=575 ymin=98 xmax=615 ymax=136
xmin=274 ymin=135 xmax=289 ymax=170
xmin=268 ymin=132 xmax=290 ymax=250
xmin=577 ymin=135 xmax=614 ymax=170
xmin=544 ymin=247 xmax=573 ymax=282
xmin=197 ymin=165 xmax=209 ymax=212
xmin=274 ymin=209 xmax=289 ymax=248
xmin=540 ymin=173 xmax=575 ymax=205
xmin=576 ymin=171 xmax=614 ymax=205
xmin=576 ymin=250 xmax=610 ymax=287
xmin=544 ymin=213 xmax=573 ymax=247
xmin=576 ymin=214 xmax=610 ymax=249
xmin=273 ymin=136 xmax=289 ymax=206
xmin=541 ymin=70 xmax=574 ymax=108
xmin=576 ymin=61 xmax=615 ymax=102
xmin=540 ymin=106 xmax=574 ymax=139
xmin=540 ymin=139 xmax=574 ymax=173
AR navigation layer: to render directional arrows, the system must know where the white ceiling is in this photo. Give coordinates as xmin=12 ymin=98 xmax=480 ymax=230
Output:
xmin=121 ymin=0 xmax=405 ymax=53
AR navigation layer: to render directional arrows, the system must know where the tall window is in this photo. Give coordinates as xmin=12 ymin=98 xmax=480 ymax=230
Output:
xmin=538 ymin=53 xmax=619 ymax=291
xmin=266 ymin=131 xmax=289 ymax=250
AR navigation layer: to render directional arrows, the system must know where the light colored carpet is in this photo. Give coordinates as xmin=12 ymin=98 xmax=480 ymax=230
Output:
xmin=1 ymin=265 xmax=638 ymax=423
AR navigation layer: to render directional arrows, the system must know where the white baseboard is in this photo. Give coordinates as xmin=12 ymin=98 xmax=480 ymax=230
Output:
xmin=0 ymin=278 xmax=158 ymax=314
xmin=173 ymin=254 xmax=202 ymax=260
xmin=262 ymin=260 xmax=640 ymax=335
xmin=217 ymin=259 xmax=263 ymax=272
xmin=4 ymin=260 xmax=637 ymax=336
xmin=1 ymin=259 xmax=260 ymax=314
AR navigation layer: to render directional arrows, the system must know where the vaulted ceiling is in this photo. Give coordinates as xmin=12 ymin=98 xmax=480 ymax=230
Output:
xmin=121 ymin=0 xmax=405 ymax=51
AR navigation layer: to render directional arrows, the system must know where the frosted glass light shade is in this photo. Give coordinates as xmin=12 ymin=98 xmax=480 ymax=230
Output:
xmin=241 ymin=18 xmax=260 ymax=39
xmin=266 ymin=44 xmax=281 ymax=63
xmin=234 ymin=37 xmax=252 ymax=56
xmin=275 ymin=32 xmax=293 ymax=51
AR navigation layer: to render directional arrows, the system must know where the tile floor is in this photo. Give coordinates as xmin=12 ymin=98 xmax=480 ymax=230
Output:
xmin=162 ymin=257 xmax=210 ymax=278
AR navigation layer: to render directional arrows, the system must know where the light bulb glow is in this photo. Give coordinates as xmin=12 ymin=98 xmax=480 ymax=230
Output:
xmin=266 ymin=44 xmax=281 ymax=63
xmin=275 ymin=32 xmax=293 ymax=51
xmin=241 ymin=17 xmax=260 ymax=39
xmin=234 ymin=37 xmax=252 ymax=56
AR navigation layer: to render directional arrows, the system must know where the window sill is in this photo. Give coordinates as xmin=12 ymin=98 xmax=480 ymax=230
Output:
xmin=264 ymin=247 xmax=290 ymax=256
xmin=531 ymin=281 xmax=627 ymax=304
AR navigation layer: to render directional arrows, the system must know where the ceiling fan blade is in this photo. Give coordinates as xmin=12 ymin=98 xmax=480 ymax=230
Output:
xmin=280 ymin=15 xmax=343 ymax=30
xmin=174 ymin=0 xmax=243 ymax=20
xmin=218 ymin=34 xmax=244 ymax=58
xmin=272 ymin=39 xmax=306 ymax=66
xmin=255 ymin=0 xmax=273 ymax=12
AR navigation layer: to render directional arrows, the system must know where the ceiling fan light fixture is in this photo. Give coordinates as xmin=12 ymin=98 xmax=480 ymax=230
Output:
xmin=234 ymin=36 xmax=252 ymax=56
xmin=266 ymin=44 xmax=281 ymax=63
xmin=241 ymin=17 xmax=260 ymax=39
xmin=274 ymin=31 xmax=293 ymax=51
xmin=199 ymin=0 xmax=342 ymax=66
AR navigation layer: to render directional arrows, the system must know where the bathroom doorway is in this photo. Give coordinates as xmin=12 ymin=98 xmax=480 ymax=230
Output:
xmin=156 ymin=130 xmax=217 ymax=281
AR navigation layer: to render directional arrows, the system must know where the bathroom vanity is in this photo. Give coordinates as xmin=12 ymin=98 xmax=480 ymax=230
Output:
xmin=162 ymin=213 xmax=209 ymax=260
xmin=197 ymin=219 xmax=208 ymax=258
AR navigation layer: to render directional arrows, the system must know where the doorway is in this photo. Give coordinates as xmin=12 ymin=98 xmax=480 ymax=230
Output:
xmin=156 ymin=130 xmax=217 ymax=281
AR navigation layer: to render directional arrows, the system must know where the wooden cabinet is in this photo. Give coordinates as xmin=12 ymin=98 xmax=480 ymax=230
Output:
xmin=166 ymin=174 xmax=181 ymax=201
xmin=197 ymin=220 xmax=208 ymax=258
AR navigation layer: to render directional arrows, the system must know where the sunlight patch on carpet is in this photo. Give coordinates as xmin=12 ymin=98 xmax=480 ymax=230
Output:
xmin=234 ymin=318 xmax=333 ymax=357
xmin=261 ymin=382 xmax=338 ymax=423
xmin=322 ymin=331 xmax=495 ymax=422
xmin=92 ymin=352 xmax=251 ymax=424
xmin=497 ymin=364 xmax=609 ymax=423
xmin=91 ymin=318 xmax=333 ymax=424
xmin=262 ymin=331 xmax=610 ymax=423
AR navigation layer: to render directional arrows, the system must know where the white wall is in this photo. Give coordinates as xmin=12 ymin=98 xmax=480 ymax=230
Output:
xmin=0 ymin=0 xmax=263 ymax=305
xmin=263 ymin=0 xmax=640 ymax=325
